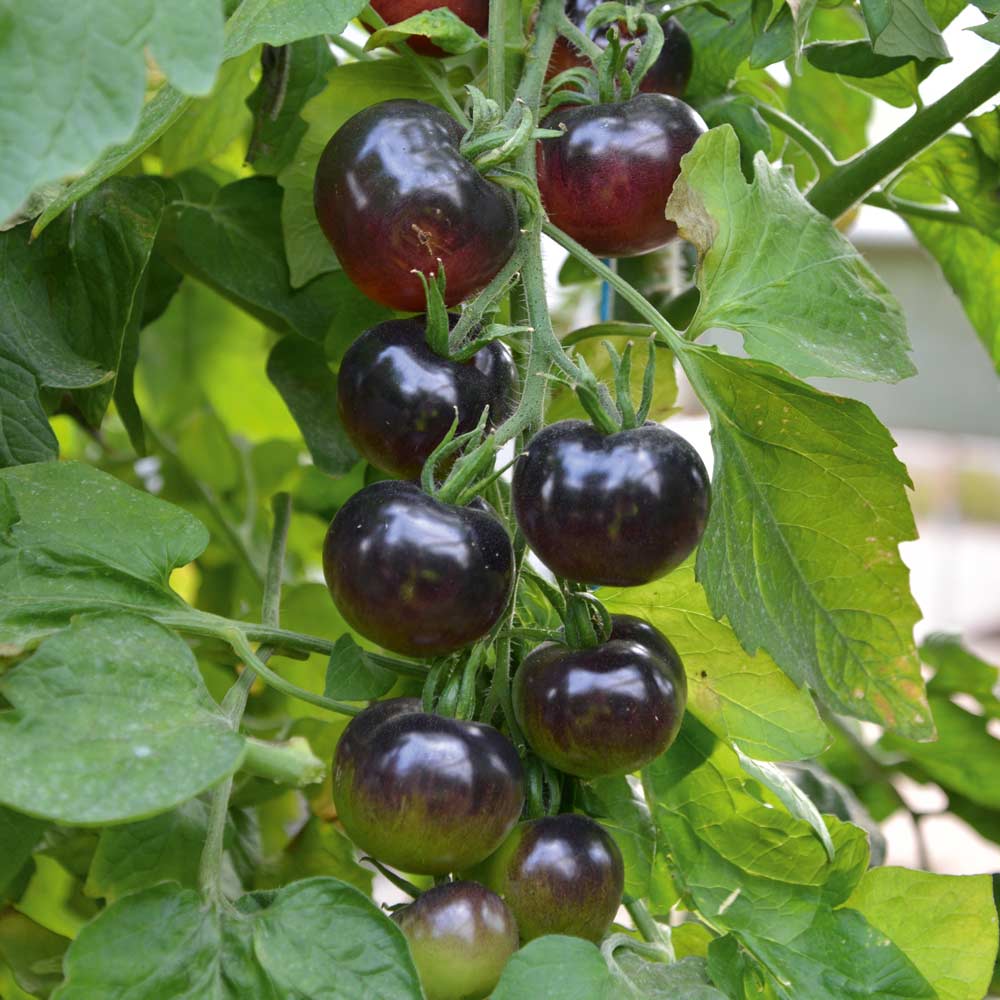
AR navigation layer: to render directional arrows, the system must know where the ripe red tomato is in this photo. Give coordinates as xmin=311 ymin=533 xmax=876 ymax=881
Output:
xmin=537 ymin=93 xmax=705 ymax=257
xmin=371 ymin=0 xmax=489 ymax=57
xmin=314 ymin=100 xmax=519 ymax=310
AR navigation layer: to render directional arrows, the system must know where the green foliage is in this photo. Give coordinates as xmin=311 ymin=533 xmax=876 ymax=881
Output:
xmin=1 ymin=0 xmax=999 ymax=995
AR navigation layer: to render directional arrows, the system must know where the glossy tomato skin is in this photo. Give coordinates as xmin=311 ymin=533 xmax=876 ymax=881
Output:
xmin=481 ymin=815 xmax=624 ymax=943
xmin=324 ymin=481 xmax=514 ymax=656
xmin=513 ymin=615 xmax=687 ymax=778
xmin=549 ymin=11 xmax=693 ymax=98
xmin=512 ymin=420 xmax=710 ymax=586
xmin=337 ymin=317 xmax=518 ymax=480
xmin=371 ymin=0 xmax=489 ymax=57
xmin=393 ymin=882 xmax=518 ymax=1000
xmin=314 ymin=100 xmax=518 ymax=311
xmin=537 ymin=94 xmax=705 ymax=257
xmin=334 ymin=699 xmax=525 ymax=875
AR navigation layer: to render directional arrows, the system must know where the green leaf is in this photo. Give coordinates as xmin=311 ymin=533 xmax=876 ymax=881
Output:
xmin=678 ymin=0 xmax=756 ymax=99
xmin=581 ymin=776 xmax=657 ymax=900
xmin=805 ymin=40 xmax=916 ymax=77
xmin=860 ymin=0 xmax=949 ymax=58
xmin=278 ymin=58 xmax=450 ymax=286
xmin=669 ymin=126 xmax=913 ymax=382
xmin=842 ymin=61 xmax=922 ymax=109
xmin=0 ymin=0 xmax=224 ymax=221
xmin=601 ymin=560 xmax=829 ymax=761
xmin=611 ymin=952 xmax=727 ymax=999
xmin=86 ymin=800 xmax=248 ymax=902
xmin=0 ymin=910 xmax=69 ymax=999
xmin=740 ymin=907 xmax=935 ymax=999
xmin=0 ymin=614 xmax=246 ymax=825
xmin=0 ymin=359 xmax=58 ymax=467
xmin=161 ymin=176 xmax=361 ymax=344
xmin=493 ymin=936 xmax=615 ymax=1000
xmin=256 ymin=816 xmax=373 ymax=894
xmin=846 ymin=868 xmax=999 ymax=1000
xmin=696 ymin=97 xmax=772 ymax=177
xmin=54 ymin=878 xmax=422 ymax=999
xmin=677 ymin=345 xmax=932 ymax=740
xmin=159 ymin=48 xmax=260 ymax=175
xmin=0 ymin=807 xmax=46 ymax=897
xmin=267 ymin=337 xmax=359 ymax=475
xmin=247 ymin=38 xmax=338 ymax=176
xmin=0 ymin=462 xmax=207 ymax=646
xmin=734 ymin=749 xmax=835 ymax=860
xmin=922 ymin=633 xmax=1000 ymax=712
xmin=223 ymin=0 xmax=370 ymax=55
xmin=324 ymin=635 xmax=395 ymax=701
xmin=367 ymin=8 xmax=487 ymax=53
xmin=880 ymin=696 xmax=1000 ymax=807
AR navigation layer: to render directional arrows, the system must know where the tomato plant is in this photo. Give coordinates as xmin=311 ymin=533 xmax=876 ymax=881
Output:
xmin=1 ymin=0 xmax=999 ymax=998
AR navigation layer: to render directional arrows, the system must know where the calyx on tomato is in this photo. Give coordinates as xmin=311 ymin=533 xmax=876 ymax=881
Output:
xmin=314 ymin=99 xmax=519 ymax=310
xmin=324 ymin=481 xmax=514 ymax=656
xmin=333 ymin=698 xmax=525 ymax=875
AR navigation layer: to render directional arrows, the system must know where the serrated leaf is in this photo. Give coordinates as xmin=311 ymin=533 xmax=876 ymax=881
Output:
xmin=601 ymin=560 xmax=828 ymax=761
xmin=677 ymin=345 xmax=932 ymax=740
xmin=324 ymin=636 xmax=395 ymax=701
xmin=223 ymin=0 xmax=370 ymax=55
xmin=54 ymin=878 xmax=422 ymax=999
xmin=367 ymin=8 xmax=487 ymax=53
xmin=267 ymin=337 xmax=359 ymax=475
xmin=846 ymin=868 xmax=999 ymax=1000
xmin=735 ymin=748 xmax=835 ymax=860
xmin=669 ymin=126 xmax=913 ymax=381
xmin=278 ymin=58 xmax=443 ymax=286
xmin=0 ymin=0 xmax=225 ymax=221
xmin=0 ymin=614 xmax=246 ymax=825
xmin=860 ymin=0 xmax=949 ymax=59
xmin=678 ymin=0 xmax=756 ymax=99
xmin=0 ymin=462 xmax=207 ymax=646
xmin=493 ymin=936 xmax=615 ymax=1000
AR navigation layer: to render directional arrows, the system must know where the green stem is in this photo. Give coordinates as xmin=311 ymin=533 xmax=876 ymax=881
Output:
xmin=625 ymin=898 xmax=675 ymax=959
xmin=242 ymin=736 xmax=326 ymax=786
xmin=864 ymin=191 xmax=971 ymax=227
xmin=807 ymin=51 xmax=1000 ymax=218
xmin=448 ymin=243 xmax=527 ymax=353
xmin=261 ymin=493 xmax=291 ymax=629
xmin=488 ymin=0 xmax=506 ymax=104
xmin=326 ymin=33 xmax=374 ymax=61
xmin=557 ymin=13 xmax=603 ymax=61
xmin=755 ymin=103 xmax=838 ymax=178
xmin=361 ymin=9 xmax=470 ymax=125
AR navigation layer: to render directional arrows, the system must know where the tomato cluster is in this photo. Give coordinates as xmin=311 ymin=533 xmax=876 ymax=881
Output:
xmin=313 ymin=13 xmax=710 ymax=996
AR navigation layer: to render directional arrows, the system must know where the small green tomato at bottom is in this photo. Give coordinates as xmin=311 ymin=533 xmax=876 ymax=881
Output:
xmin=393 ymin=882 xmax=519 ymax=1000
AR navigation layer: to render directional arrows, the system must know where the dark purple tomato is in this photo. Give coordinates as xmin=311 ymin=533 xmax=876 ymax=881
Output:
xmin=314 ymin=100 xmax=518 ymax=311
xmin=333 ymin=699 xmax=525 ymax=874
xmin=513 ymin=614 xmax=687 ymax=778
xmin=337 ymin=316 xmax=518 ymax=480
xmin=512 ymin=419 xmax=710 ymax=586
xmin=393 ymin=882 xmax=519 ymax=1000
xmin=370 ymin=0 xmax=489 ymax=57
xmin=548 ymin=9 xmax=693 ymax=98
xmin=537 ymin=93 xmax=705 ymax=257
xmin=324 ymin=481 xmax=515 ymax=656
xmin=481 ymin=814 xmax=624 ymax=942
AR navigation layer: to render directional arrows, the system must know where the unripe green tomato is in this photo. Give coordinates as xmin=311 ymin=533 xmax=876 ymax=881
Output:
xmin=478 ymin=814 xmax=624 ymax=943
xmin=394 ymin=882 xmax=519 ymax=1000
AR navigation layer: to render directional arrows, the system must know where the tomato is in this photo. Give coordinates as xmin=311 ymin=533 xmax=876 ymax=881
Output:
xmin=314 ymin=100 xmax=519 ymax=311
xmin=481 ymin=814 xmax=624 ymax=942
xmin=393 ymin=881 xmax=519 ymax=1000
xmin=512 ymin=614 xmax=687 ymax=778
xmin=333 ymin=698 xmax=525 ymax=874
xmin=536 ymin=93 xmax=705 ymax=257
xmin=337 ymin=317 xmax=518 ymax=480
xmin=370 ymin=0 xmax=489 ymax=57
xmin=511 ymin=419 xmax=710 ymax=586
xmin=324 ymin=481 xmax=514 ymax=656
xmin=549 ymin=7 xmax=693 ymax=98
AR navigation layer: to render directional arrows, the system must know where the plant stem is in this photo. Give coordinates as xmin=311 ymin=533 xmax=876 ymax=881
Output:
xmin=326 ymin=33 xmax=373 ymax=61
xmin=557 ymin=13 xmax=603 ymax=61
xmin=755 ymin=103 xmax=838 ymax=178
xmin=488 ymin=0 xmax=506 ymax=104
xmin=864 ymin=191 xmax=971 ymax=227
xmin=242 ymin=736 xmax=326 ymax=786
xmin=626 ymin=898 xmax=675 ymax=959
xmin=360 ymin=9 xmax=470 ymax=125
xmin=807 ymin=51 xmax=1000 ymax=218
